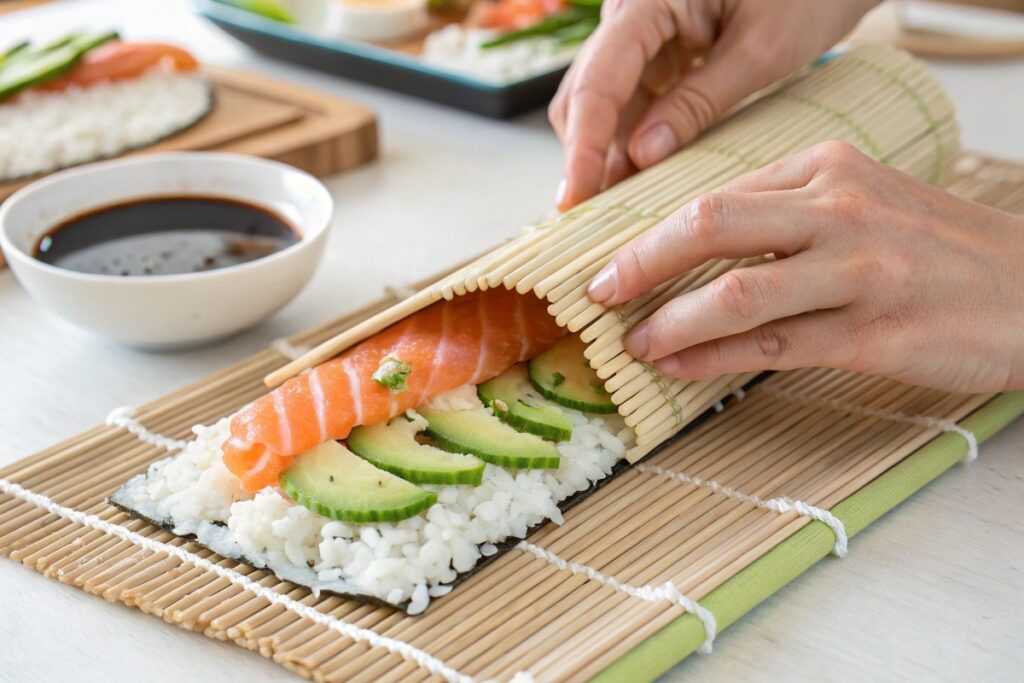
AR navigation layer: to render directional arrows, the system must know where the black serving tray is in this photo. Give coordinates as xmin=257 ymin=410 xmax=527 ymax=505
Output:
xmin=195 ymin=0 xmax=570 ymax=118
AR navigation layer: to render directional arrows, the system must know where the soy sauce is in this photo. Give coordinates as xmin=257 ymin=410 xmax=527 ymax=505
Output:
xmin=34 ymin=196 xmax=300 ymax=276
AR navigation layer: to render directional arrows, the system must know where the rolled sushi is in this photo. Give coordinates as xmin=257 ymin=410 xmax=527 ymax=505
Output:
xmin=0 ymin=31 xmax=213 ymax=182
xmin=111 ymin=288 xmax=631 ymax=614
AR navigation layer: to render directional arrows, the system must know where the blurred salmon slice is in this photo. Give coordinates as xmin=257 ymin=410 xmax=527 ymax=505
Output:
xmin=223 ymin=288 xmax=564 ymax=492
xmin=38 ymin=41 xmax=199 ymax=92
xmin=479 ymin=0 xmax=567 ymax=30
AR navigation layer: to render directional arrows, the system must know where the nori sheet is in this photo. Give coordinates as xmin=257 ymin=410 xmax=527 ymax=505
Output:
xmin=108 ymin=373 xmax=768 ymax=615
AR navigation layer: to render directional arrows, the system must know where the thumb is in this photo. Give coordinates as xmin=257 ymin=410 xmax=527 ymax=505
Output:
xmin=627 ymin=33 xmax=767 ymax=168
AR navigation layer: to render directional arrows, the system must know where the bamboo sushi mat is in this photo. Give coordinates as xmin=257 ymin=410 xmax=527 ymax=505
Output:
xmin=0 ymin=152 xmax=1020 ymax=681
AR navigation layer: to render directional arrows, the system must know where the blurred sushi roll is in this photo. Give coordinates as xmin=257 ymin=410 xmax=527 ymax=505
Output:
xmin=0 ymin=32 xmax=213 ymax=182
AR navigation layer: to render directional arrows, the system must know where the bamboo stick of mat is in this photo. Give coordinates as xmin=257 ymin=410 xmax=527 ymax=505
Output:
xmin=262 ymin=45 xmax=960 ymax=465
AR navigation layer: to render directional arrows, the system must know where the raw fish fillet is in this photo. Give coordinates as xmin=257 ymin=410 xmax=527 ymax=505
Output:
xmin=223 ymin=288 xmax=563 ymax=490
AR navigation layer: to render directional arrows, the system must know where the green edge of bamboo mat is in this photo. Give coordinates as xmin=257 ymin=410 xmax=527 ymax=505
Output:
xmin=593 ymin=390 xmax=1024 ymax=683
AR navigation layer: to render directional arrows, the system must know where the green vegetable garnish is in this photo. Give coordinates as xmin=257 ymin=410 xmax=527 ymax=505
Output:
xmin=481 ymin=1 xmax=601 ymax=50
xmin=373 ymin=356 xmax=412 ymax=392
xmin=428 ymin=0 xmax=459 ymax=12
xmin=552 ymin=372 xmax=566 ymax=387
xmin=0 ymin=30 xmax=119 ymax=103
xmin=0 ymin=40 xmax=30 ymax=67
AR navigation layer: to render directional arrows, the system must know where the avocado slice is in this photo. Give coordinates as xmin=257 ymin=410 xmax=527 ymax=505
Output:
xmin=0 ymin=30 xmax=119 ymax=102
xmin=529 ymin=335 xmax=617 ymax=413
xmin=419 ymin=406 xmax=561 ymax=470
xmin=280 ymin=441 xmax=436 ymax=523
xmin=478 ymin=364 xmax=573 ymax=441
xmin=348 ymin=414 xmax=486 ymax=486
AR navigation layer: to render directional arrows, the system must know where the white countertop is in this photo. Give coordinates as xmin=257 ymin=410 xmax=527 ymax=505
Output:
xmin=1 ymin=1 xmax=1023 ymax=680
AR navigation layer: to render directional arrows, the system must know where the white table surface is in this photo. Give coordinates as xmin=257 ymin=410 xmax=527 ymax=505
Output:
xmin=1 ymin=1 xmax=1023 ymax=681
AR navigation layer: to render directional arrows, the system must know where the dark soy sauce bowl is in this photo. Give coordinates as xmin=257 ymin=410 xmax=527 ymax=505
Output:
xmin=0 ymin=153 xmax=334 ymax=349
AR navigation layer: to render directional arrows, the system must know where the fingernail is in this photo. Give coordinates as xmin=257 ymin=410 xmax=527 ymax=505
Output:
xmin=625 ymin=321 xmax=650 ymax=359
xmin=634 ymin=123 xmax=678 ymax=167
xmin=654 ymin=355 xmax=680 ymax=375
xmin=588 ymin=262 xmax=618 ymax=303
xmin=555 ymin=178 xmax=567 ymax=208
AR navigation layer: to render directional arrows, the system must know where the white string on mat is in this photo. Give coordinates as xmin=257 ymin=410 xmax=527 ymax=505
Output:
xmin=757 ymin=384 xmax=979 ymax=463
xmin=516 ymin=541 xmax=717 ymax=654
xmin=270 ymin=338 xmax=312 ymax=362
xmin=712 ymin=385 xmax=751 ymax=414
xmin=0 ymin=478 xmax=506 ymax=683
xmin=634 ymin=463 xmax=848 ymax=557
xmin=106 ymin=406 xmax=189 ymax=452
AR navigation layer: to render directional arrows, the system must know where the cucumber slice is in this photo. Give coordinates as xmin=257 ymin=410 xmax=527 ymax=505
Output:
xmin=478 ymin=364 xmax=573 ymax=441
xmin=529 ymin=335 xmax=616 ymax=413
xmin=348 ymin=415 xmax=485 ymax=486
xmin=281 ymin=441 xmax=436 ymax=523
xmin=419 ymin=407 xmax=561 ymax=470
xmin=64 ymin=29 xmax=121 ymax=54
xmin=1 ymin=40 xmax=30 ymax=65
xmin=0 ymin=30 xmax=119 ymax=101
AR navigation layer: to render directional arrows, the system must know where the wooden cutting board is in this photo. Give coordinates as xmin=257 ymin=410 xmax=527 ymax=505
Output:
xmin=0 ymin=0 xmax=50 ymax=14
xmin=0 ymin=67 xmax=378 ymax=267
xmin=851 ymin=1 xmax=1024 ymax=58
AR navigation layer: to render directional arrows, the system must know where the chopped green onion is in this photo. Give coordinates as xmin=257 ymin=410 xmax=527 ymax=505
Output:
xmin=481 ymin=4 xmax=601 ymax=50
xmin=373 ymin=356 xmax=413 ymax=392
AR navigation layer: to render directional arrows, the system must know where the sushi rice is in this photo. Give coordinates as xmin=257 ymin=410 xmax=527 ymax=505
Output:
xmin=421 ymin=25 xmax=578 ymax=84
xmin=111 ymin=385 xmax=627 ymax=615
xmin=0 ymin=65 xmax=212 ymax=182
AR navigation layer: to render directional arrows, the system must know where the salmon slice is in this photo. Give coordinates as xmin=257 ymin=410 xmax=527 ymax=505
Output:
xmin=38 ymin=41 xmax=199 ymax=92
xmin=223 ymin=289 xmax=564 ymax=492
xmin=479 ymin=0 xmax=567 ymax=30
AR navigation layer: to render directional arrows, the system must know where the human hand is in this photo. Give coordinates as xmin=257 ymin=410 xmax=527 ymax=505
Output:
xmin=549 ymin=0 xmax=879 ymax=211
xmin=586 ymin=141 xmax=1024 ymax=394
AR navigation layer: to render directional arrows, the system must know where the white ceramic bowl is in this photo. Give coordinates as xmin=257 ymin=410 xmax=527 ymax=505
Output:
xmin=0 ymin=152 xmax=333 ymax=349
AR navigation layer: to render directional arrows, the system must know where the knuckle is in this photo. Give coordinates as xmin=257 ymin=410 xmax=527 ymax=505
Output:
xmin=844 ymin=309 xmax=902 ymax=372
xmin=848 ymin=254 xmax=882 ymax=288
xmin=681 ymin=193 xmax=727 ymax=242
xmin=751 ymin=324 xmax=786 ymax=363
xmin=814 ymin=139 xmax=865 ymax=166
xmin=643 ymin=307 xmax=679 ymax=355
xmin=704 ymin=338 xmax=730 ymax=372
xmin=712 ymin=270 xmax=767 ymax=322
xmin=821 ymin=187 xmax=869 ymax=227
xmin=663 ymin=84 xmax=718 ymax=143
xmin=623 ymin=239 xmax=661 ymax=288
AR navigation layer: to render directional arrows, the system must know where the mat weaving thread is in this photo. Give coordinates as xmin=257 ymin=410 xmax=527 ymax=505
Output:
xmin=271 ymin=338 xmax=313 ymax=362
xmin=0 ymin=477 xmax=492 ymax=683
xmin=634 ymin=463 xmax=848 ymax=557
xmin=516 ymin=541 xmax=717 ymax=654
xmin=757 ymin=384 xmax=980 ymax=462
xmin=106 ymin=406 xmax=189 ymax=452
